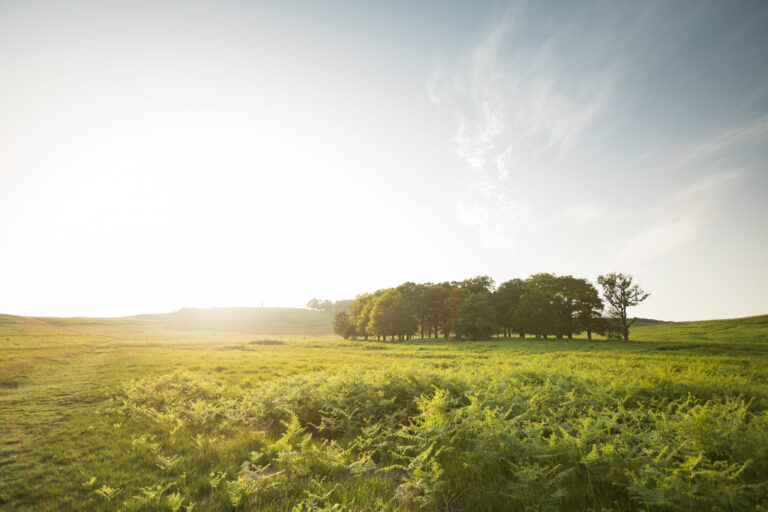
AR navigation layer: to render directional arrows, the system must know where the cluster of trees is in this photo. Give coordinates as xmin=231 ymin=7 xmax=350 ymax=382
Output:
xmin=333 ymin=273 xmax=649 ymax=342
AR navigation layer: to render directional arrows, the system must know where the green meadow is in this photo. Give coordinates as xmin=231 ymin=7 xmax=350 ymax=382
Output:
xmin=1 ymin=311 xmax=767 ymax=511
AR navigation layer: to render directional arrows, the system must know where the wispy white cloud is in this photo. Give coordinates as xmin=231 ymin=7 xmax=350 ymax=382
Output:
xmin=619 ymin=217 xmax=699 ymax=263
xmin=456 ymin=193 xmax=532 ymax=249
xmin=430 ymin=17 xmax=616 ymax=173
xmin=620 ymin=112 xmax=763 ymax=264
xmin=618 ymin=170 xmax=741 ymax=262
xmin=667 ymin=114 xmax=768 ymax=171
xmin=431 ymin=1 xmax=760 ymax=272
xmin=428 ymin=3 xmax=628 ymax=247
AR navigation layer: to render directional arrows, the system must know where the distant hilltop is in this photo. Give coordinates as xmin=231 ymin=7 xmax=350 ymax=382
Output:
xmin=139 ymin=307 xmax=335 ymax=335
xmin=0 ymin=307 xmax=335 ymax=336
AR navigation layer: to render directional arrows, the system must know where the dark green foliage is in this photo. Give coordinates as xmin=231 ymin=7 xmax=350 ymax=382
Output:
xmin=397 ymin=282 xmax=429 ymax=339
xmin=368 ymin=289 xmax=417 ymax=341
xmin=343 ymin=273 xmax=612 ymax=341
xmin=454 ymin=275 xmax=495 ymax=295
xmin=573 ymin=280 xmax=604 ymax=340
xmin=495 ymin=278 xmax=527 ymax=337
xmin=347 ymin=293 xmax=373 ymax=340
xmin=596 ymin=315 xmax=624 ymax=340
xmin=333 ymin=311 xmax=356 ymax=339
xmin=517 ymin=286 xmax=560 ymax=338
xmin=455 ymin=292 xmax=497 ymax=340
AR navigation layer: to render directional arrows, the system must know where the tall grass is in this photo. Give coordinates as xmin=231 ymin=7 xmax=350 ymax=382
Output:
xmin=2 ymin=314 xmax=767 ymax=510
xmin=103 ymin=355 xmax=768 ymax=510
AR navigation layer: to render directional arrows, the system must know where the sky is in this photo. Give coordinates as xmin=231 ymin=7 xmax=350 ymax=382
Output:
xmin=1 ymin=0 xmax=767 ymax=321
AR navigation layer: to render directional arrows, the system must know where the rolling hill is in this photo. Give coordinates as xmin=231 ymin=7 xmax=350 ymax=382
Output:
xmin=140 ymin=307 xmax=335 ymax=335
xmin=0 ymin=307 xmax=335 ymax=338
xmin=630 ymin=314 xmax=768 ymax=343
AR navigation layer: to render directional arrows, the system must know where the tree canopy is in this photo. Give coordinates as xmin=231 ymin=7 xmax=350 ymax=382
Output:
xmin=331 ymin=272 xmax=640 ymax=342
xmin=597 ymin=272 xmax=650 ymax=341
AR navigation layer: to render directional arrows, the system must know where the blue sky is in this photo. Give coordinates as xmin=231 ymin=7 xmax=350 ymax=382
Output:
xmin=0 ymin=0 xmax=766 ymax=320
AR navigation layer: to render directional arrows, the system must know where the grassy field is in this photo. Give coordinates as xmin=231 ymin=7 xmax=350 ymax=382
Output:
xmin=1 ymin=311 xmax=767 ymax=511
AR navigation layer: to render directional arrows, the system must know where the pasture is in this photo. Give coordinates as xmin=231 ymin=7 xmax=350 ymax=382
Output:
xmin=1 ymin=312 xmax=767 ymax=511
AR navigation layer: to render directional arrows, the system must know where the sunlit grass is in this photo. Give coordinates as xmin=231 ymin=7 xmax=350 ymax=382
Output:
xmin=1 ymin=314 xmax=767 ymax=510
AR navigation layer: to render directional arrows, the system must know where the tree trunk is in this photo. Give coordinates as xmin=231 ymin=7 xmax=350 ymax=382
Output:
xmin=587 ymin=328 xmax=592 ymax=341
xmin=621 ymin=306 xmax=630 ymax=340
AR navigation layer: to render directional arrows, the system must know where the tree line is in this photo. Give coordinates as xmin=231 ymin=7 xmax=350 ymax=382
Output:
xmin=306 ymin=298 xmax=353 ymax=314
xmin=332 ymin=272 xmax=649 ymax=342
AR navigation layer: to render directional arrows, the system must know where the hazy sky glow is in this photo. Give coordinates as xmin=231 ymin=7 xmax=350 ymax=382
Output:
xmin=1 ymin=0 xmax=767 ymax=320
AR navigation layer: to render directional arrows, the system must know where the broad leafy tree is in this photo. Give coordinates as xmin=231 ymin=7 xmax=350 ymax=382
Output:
xmin=525 ymin=274 xmax=564 ymax=338
xmin=517 ymin=287 xmax=559 ymax=339
xmin=456 ymin=275 xmax=495 ymax=295
xmin=423 ymin=283 xmax=452 ymax=338
xmin=332 ymin=311 xmax=356 ymax=339
xmin=347 ymin=294 xmax=370 ymax=340
xmin=441 ymin=286 xmax=460 ymax=338
xmin=597 ymin=273 xmax=650 ymax=341
xmin=397 ymin=282 xmax=428 ymax=339
xmin=572 ymin=279 xmax=604 ymax=340
xmin=455 ymin=292 xmax=497 ymax=340
xmin=368 ymin=289 xmax=417 ymax=341
xmin=494 ymin=278 xmax=527 ymax=338
xmin=451 ymin=276 xmax=494 ymax=339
